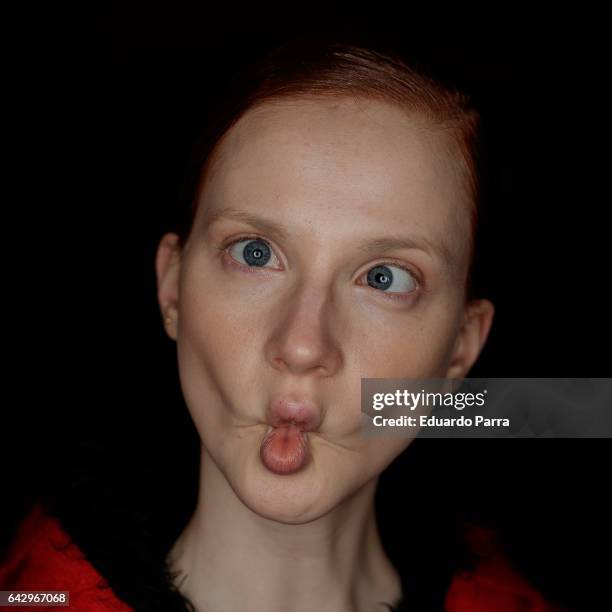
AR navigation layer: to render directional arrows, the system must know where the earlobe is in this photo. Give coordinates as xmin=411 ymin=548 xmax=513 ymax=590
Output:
xmin=445 ymin=299 xmax=495 ymax=379
xmin=155 ymin=232 xmax=182 ymax=340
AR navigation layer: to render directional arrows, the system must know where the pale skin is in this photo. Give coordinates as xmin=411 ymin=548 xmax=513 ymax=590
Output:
xmin=155 ymin=96 xmax=495 ymax=612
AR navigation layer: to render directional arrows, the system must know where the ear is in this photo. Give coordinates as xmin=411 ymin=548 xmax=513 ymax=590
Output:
xmin=155 ymin=232 xmax=182 ymax=341
xmin=445 ymin=299 xmax=495 ymax=379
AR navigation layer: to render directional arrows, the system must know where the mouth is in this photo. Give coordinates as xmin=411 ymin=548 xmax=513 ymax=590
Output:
xmin=265 ymin=394 xmax=322 ymax=432
xmin=259 ymin=394 xmax=323 ymax=475
xmin=264 ymin=421 xmax=319 ymax=434
xmin=260 ymin=423 xmax=311 ymax=476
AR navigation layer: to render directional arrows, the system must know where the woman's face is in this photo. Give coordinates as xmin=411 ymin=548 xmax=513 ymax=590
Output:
xmin=157 ymin=97 xmax=493 ymax=523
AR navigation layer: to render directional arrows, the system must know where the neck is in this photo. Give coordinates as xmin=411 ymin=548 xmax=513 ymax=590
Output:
xmin=167 ymin=445 xmax=402 ymax=612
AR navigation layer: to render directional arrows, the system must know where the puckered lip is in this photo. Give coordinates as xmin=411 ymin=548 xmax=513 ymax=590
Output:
xmin=266 ymin=393 xmax=322 ymax=432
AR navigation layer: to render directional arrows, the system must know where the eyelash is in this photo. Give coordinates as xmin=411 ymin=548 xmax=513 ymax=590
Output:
xmin=219 ymin=234 xmax=424 ymax=302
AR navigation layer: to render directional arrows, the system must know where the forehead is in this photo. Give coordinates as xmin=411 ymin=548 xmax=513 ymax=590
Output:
xmin=199 ymin=97 xmax=471 ymax=273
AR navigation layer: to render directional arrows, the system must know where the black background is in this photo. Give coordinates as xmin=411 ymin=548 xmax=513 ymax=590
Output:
xmin=5 ymin=10 xmax=610 ymax=610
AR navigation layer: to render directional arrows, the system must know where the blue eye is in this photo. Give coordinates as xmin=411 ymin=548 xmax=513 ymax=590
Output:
xmin=228 ymin=238 xmax=275 ymax=267
xmin=224 ymin=237 xmax=419 ymax=298
xmin=366 ymin=264 xmax=417 ymax=294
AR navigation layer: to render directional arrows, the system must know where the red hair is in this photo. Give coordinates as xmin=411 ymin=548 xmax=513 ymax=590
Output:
xmin=175 ymin=34 xmax=488 ymax=300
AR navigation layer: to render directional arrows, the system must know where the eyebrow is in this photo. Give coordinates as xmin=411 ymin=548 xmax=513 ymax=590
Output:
xmin=203 ymin=208 xmax=454 ymax=269
xmin=204 ymin=208 xmax=290 ymax=242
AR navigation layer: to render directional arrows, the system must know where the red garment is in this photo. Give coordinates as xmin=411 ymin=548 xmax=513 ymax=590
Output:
xmin=0 ymin=505 xmax=130 ymax=611
xmin=1 ymin=505 xmax=561 ymax=611
xmin=444 ymin=523 xmax=565 ymax=612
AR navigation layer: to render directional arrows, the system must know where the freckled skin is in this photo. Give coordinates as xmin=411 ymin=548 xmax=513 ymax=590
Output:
xmin=155 ymin=96 xmax=494 ymax=610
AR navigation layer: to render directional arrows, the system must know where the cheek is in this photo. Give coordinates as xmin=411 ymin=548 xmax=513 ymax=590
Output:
xmin=176 ymin=255 xmax=280 ymax=431
xmin=179 ymin=258 xmax=263 ymax=370
xmin=366 ymin=437 xmax=414 ymax=471
xmin=348 ymin=303 xmax=460 ymax=379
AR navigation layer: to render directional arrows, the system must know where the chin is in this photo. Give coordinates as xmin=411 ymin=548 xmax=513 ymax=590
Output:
xmin=232 ymin=453 xmax=346 ymax=524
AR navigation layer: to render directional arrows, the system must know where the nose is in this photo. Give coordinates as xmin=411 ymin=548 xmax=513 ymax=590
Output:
xmin=264 ymin=284 xmax=343 ymax=378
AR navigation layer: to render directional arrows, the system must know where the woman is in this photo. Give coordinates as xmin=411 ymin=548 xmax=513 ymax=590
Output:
xmin=1 ymin=34 xmax=564 ymax=611
xmin=155 ymin=33 xmax=497 ymax=612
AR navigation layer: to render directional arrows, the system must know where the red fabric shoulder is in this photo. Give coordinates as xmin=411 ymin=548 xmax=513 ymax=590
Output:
xmin=0 ymin=504 xmax=132 ymax=611
xmin=445 ymin=524 xmax=565 ymax=612
xmin=2 ymin=506 xmax=565 ymax=611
